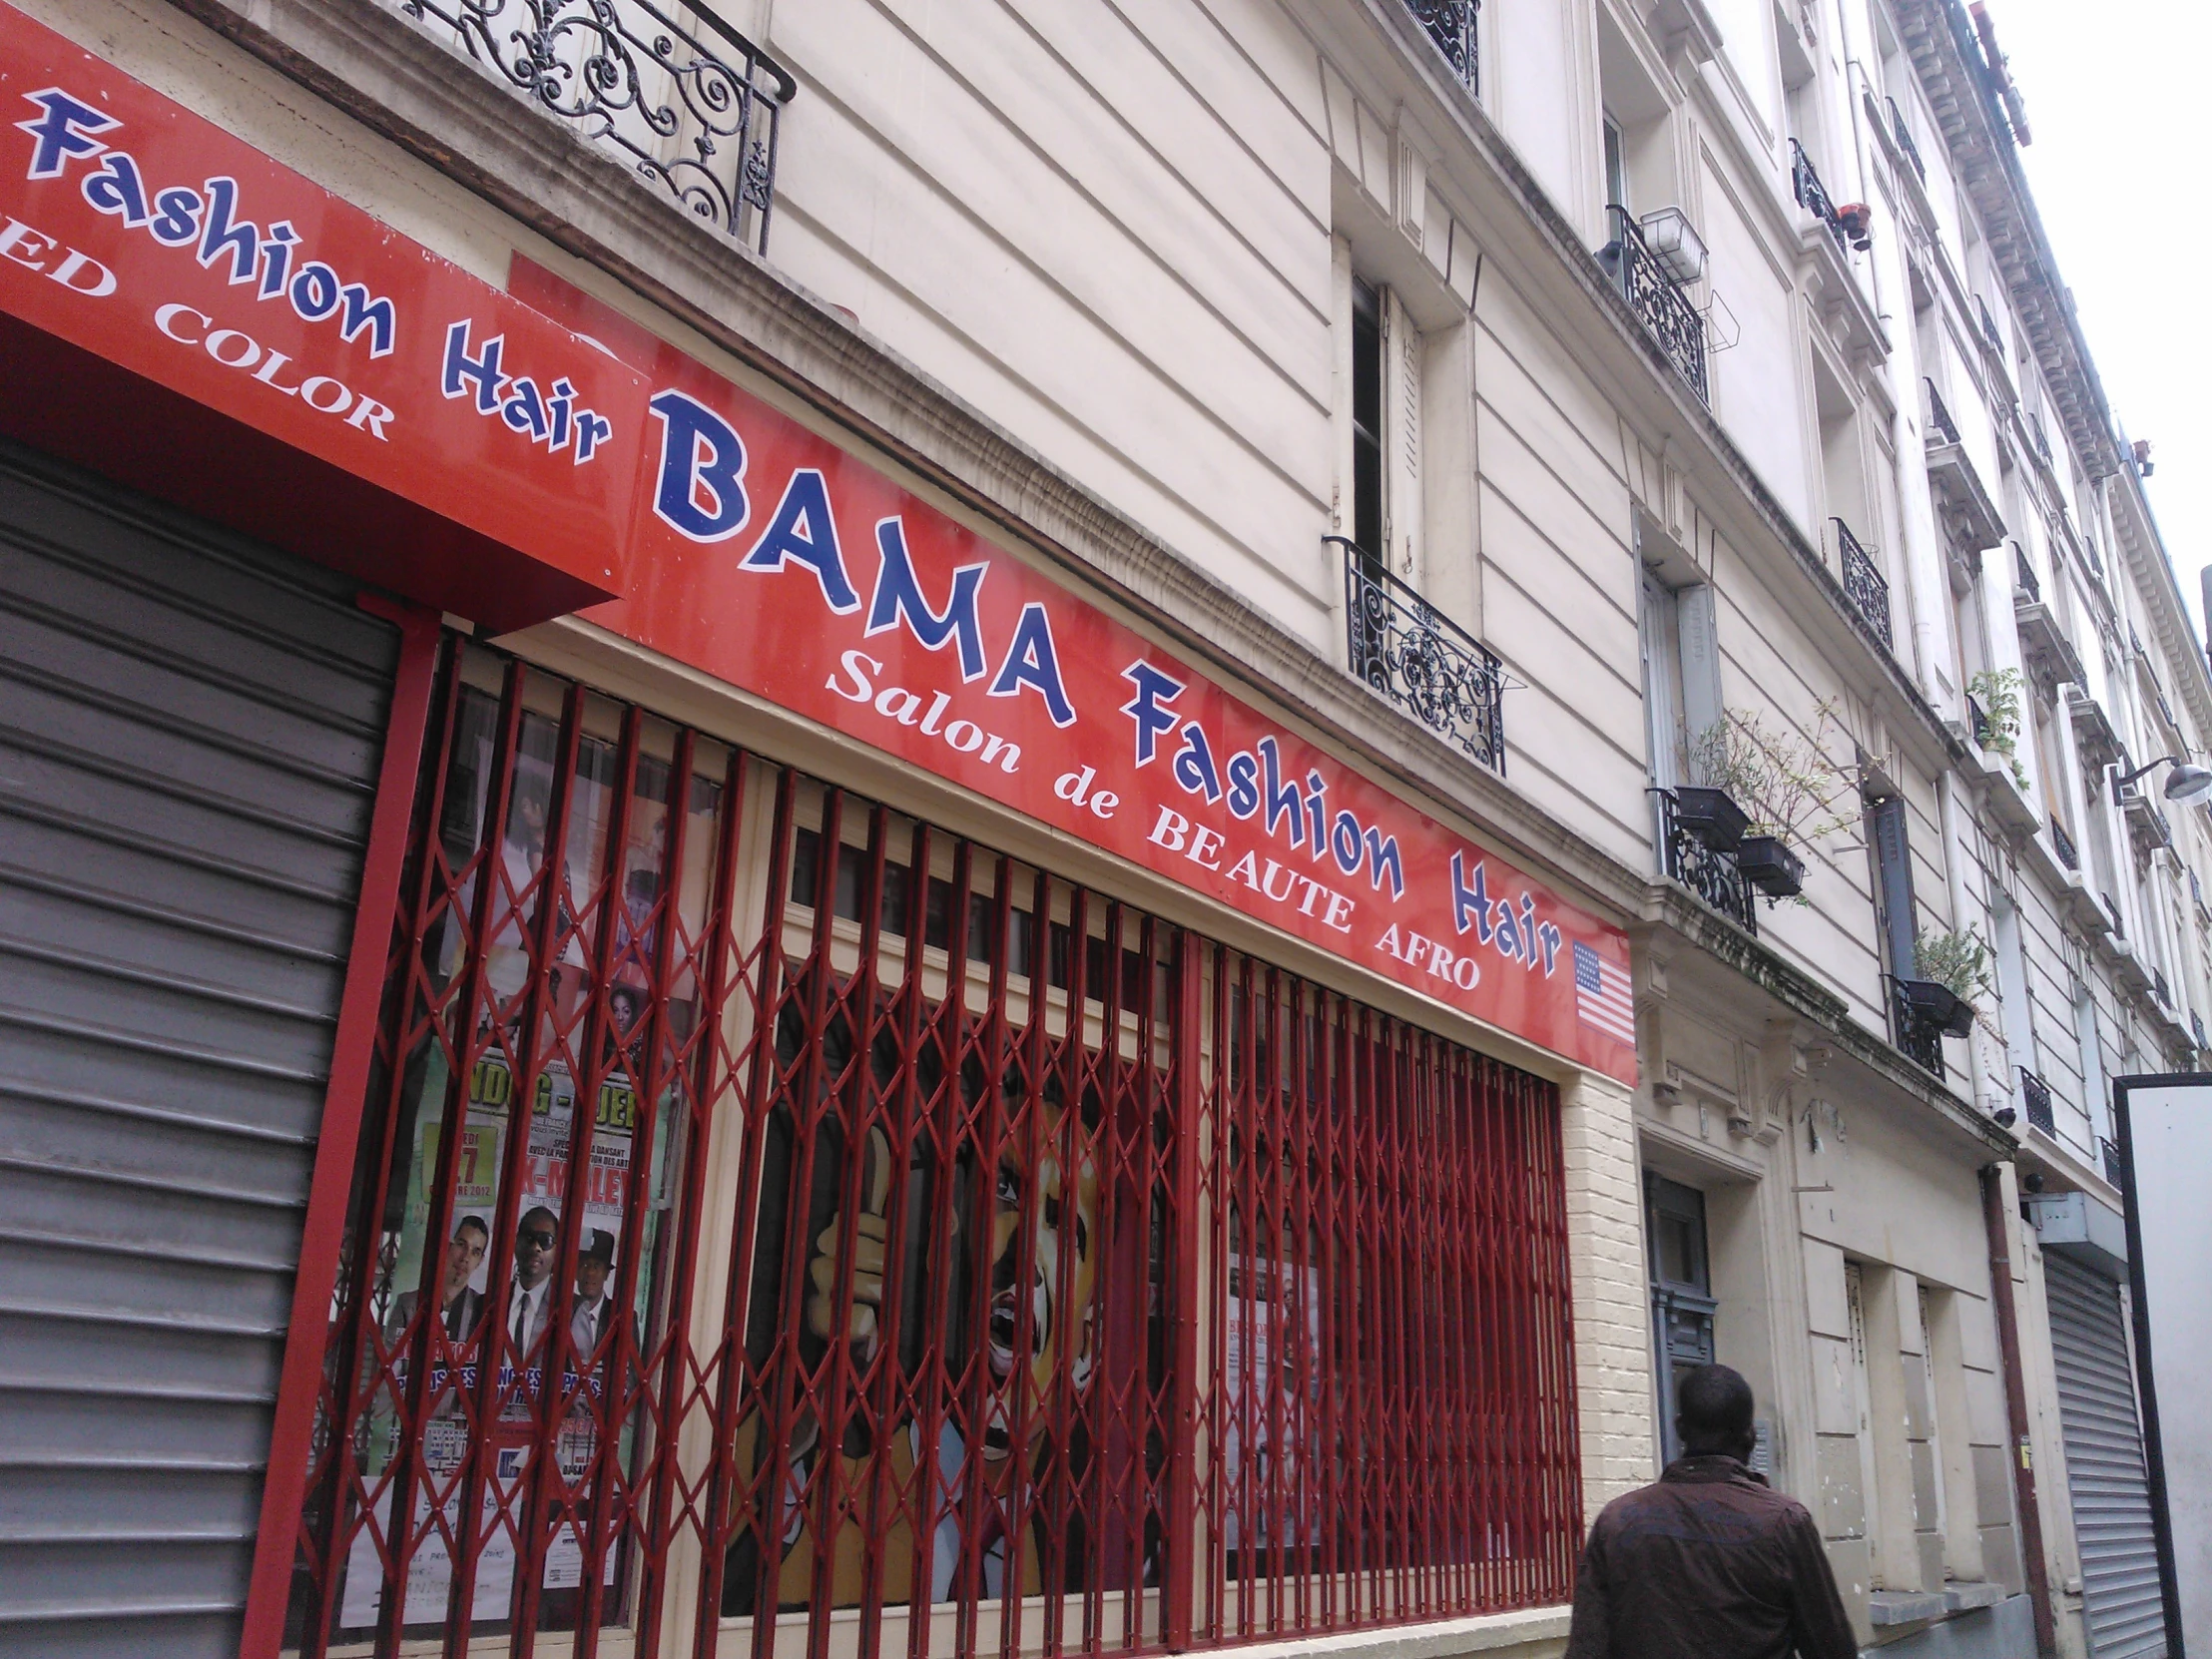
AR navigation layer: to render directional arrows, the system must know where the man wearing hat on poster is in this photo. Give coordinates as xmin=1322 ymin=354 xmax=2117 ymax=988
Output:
xmin=570 ymin=1229 xmax=618 ymax=1358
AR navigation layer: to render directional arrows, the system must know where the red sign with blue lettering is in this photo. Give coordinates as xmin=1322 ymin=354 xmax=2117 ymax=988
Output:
xmin=513 ymin=263 xmax=1638 ymax=1084
xmin=0 ymin=4 xmax=641 ymax=625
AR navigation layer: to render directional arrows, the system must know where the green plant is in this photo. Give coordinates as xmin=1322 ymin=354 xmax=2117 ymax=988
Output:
xmin=1914 ymin=928 xmax=1991 ymax=1004
xmin=1686 ymin=703 xmax=1866 ymax=850
xmin=1966 ymin=669 xmax=2032 ymax=794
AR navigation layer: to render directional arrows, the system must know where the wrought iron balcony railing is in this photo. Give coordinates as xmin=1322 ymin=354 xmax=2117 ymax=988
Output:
xmin=2012 ymin=538 xmax=2040 ymax=603
xmin=1926 ymin=378 xmax=1961 ymax=446
xmin=2029 ymin=410 xmax=2052 ymax=466
xmin=1887 ymin=96 xmax=1927 ymax=180
xmin=1835 ymin=518 xmax=1892 ymax=651
xmin=388 ymin=0 xmax=796 ymax=255
xmin=2101 ymin=1136 xmax=2126 ymax=1187
xmin=1891 ymin=980 xmax=1945 ymax=1076
xmin=2155 ymin=968 xmax=2171 ymax=1007
xmin=1655 ymin=789 xmax=1758 ymax=936
xmin=1341 ymin=542 xmax=1506 ymax=771
xmin=1601 ymin=206 xmax=1708 ymax=405
xmin=1402 ymin=0 xmax=1478 ymax=92
xmin=1967 ymin=694 xmax=1991 ymax=750
xmin=2020 ymin=1066 xmax=2055 ymax=1134
xmin=1790 ymin=139 xmax=1848 ymax=252
xmin=2196 ymin=1011 xmax=2208 ymax=1049
xmin=1975 ymin=293 xmax=2004 ymax=354
xmin=2050 ymin=816 xmax=2078 ymax=871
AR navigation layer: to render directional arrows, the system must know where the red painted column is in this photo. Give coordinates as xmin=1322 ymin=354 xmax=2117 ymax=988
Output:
xmin=238 ymin=599 xmax=443 ymax=1659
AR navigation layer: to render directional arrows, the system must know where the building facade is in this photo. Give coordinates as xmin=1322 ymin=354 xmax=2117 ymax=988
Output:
xmin=0 ymin=1 xmax=2197 ymax=1659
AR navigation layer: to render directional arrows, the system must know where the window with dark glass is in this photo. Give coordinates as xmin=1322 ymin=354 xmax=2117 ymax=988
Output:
xmin=1644 ymin=1174 xmax=1715 ymax=1466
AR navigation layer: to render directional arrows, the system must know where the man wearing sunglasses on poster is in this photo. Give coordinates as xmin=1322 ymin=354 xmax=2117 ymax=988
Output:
xmin=505 ymin=1205 xmax=561 ymax=1358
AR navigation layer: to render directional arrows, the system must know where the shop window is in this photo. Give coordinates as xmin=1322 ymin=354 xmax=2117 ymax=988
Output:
xmin=280 ymin=638 xmax=1580 ymax=1656
xmin=1645 ymin=1175 xmax=1716 ymax=1466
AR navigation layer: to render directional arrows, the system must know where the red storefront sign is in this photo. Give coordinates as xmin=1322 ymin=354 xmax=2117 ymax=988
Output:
xmin=0 ymin=4 xmax=641 ymax=629
xmin=0 ymin=2 xmax=1633 ymax=1083
xmin=513 ymin=263 xmax=1638 ymax=1085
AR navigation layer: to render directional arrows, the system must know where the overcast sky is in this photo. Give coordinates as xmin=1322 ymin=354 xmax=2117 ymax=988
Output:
xmin=1981 ymin=0 xmax=2209 ymax=643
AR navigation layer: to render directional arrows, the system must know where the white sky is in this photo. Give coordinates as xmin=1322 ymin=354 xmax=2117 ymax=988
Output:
xmin=1980 ymin=0 xmax=2211 ymax=643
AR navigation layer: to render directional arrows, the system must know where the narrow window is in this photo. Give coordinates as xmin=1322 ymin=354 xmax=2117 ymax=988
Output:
xmin=1646 ymin=1174 xmax=1715 ymax=1465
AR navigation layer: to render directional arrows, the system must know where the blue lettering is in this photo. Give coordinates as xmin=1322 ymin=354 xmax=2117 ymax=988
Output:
xmin=1331 ymin=810 xmax=1362 ymax=875
xmin=442 ymin=320 xmax=507 ymax=413
xmin=987 ymin=603 xmax=1076 ymax=727
xmin=572 ymin=409 xmax=610 ymax=464
xmin=1363 ymin=826 xmax=1404 ymax=897
xmin=1449 ymin=852 xmax=1494 ymax=943
xmin=650 ymin=389 xmax=752 ymax=543
xmin=257 ymin=222 xmax=298 ymax=299
xmin=1173 ymin=722 xmax=1224 ymax=802
xmin=1226 ymin=751 xmax=1260 ymax=820
xmin=80 ymin=151 xmax=148 ymax=227
xmin=500 ymin=375 xmax=549 ymax=441
xmin=547 ymin=378 xmax=575 ymax=450
xmin=196 ymin=176 xmax=260 ymax=285
xmin=739 ymin=466 xmax=857 ymax=608
xmin=1258 ymin=738 xmax=1304 ymax=847
xmin=148 ymin=185 xmax=203 ymax=248
xmin=289 ymin=261 xmax=341 ymax=321
xmin=16 ymin=88 xmax=114 ymax=180
xmin=1537 ymin=920 xmax=1563 ymax=976
xmin=1492 ymin=896 xmax=1524 ymax=961
xmin=338 ymin=283 xmax=396 ymax=357
xmin=1120 ymin=661 xmax=1184 ymax=767
xmin=864 ymin=517 xmax=986 ymax=677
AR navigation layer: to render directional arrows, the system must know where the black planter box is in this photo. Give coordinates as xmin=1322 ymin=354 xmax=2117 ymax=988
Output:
xmin=1898 ymin=978 xmax=1975 ymax=1039
xmin=1737 ymin=835 xmax=1804 ymax=897
xmin=1673 ymin=787 xmax=1751 ymax=851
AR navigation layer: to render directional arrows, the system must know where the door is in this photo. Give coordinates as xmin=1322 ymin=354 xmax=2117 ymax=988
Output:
xmin=0 ymin=440 xmax=401 ymax=1657
xmin=1646 ymin=1173 xmax=1716 ymax=1465
xmin=2045 ymin=1253 xmax=2169 ymax=1657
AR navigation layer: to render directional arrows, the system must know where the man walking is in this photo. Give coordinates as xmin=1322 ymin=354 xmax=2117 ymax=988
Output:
xmin=1565 ymin=1364 xmax=1857 ymax=1659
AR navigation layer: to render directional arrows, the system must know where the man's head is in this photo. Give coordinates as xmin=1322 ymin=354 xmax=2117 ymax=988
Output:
xmin=442 ymin=1216 xmax=489 ymax=1303
xmin=577 ymin=1230 xmax=616 ymax=1303
xmin=1676 ymin=1363 xmax=1757 ymax=1461
xmin=981 ymin=1085 xmax=1102 ymax=1463
xmin=515 ymin=1205 xmax=560 ymax=1289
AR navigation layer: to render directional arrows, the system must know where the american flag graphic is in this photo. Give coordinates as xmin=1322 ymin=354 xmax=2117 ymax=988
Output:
xmin=1572 ymin=941 xmax=1636 ymax=1046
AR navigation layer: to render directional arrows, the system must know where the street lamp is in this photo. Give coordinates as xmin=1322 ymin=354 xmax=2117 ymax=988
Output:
xmin=2112 ymin=755 xmax=2212 ymax=806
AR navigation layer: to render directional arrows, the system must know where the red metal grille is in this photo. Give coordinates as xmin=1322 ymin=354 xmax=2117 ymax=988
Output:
xmin=279 ymin=638 xmax=1577 ymax=1658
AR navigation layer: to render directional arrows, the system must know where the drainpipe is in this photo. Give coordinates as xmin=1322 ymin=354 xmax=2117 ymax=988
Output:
xmin=1940 ymin=770 xmax=1995 ymax=1116
xmin=1981 ymin=1162 xmax=2059 ymax=1658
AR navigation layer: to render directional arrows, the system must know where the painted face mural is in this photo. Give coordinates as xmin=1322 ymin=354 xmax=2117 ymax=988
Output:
xmin=725 ymin=961 xmax=1138 ymax=1615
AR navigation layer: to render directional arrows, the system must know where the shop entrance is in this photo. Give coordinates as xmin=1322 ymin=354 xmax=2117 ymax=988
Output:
xmin=276 ymin=638 xmax=1582 ymax=1658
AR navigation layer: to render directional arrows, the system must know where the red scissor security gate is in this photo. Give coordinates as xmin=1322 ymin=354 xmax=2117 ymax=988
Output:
xmin=279 ymin=639 xmax=1580 ymax=1658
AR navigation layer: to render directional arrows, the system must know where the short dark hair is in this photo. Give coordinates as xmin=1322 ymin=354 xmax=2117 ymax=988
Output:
xmin=1676 ymin=1364 xmax=1756 ymax=1453
xmin=517 ymin=1205 xmax=559 ymax=1237
xmin=453 ymin=1216 xmax=489 ymax=1244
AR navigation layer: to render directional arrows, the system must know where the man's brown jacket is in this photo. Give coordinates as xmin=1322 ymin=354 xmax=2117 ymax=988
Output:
xmin=1563 ymin=1454 xmax=1858 ymax=1659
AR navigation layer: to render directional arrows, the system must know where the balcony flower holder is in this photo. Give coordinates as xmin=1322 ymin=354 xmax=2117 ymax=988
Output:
xmin=1897 ymin=976 xmax=1976 ymax=1039
xmin=1671 ymin=785 xmax=1750 ymax=850
xmin=1735 ymin=835 xmax=1805 ymax=898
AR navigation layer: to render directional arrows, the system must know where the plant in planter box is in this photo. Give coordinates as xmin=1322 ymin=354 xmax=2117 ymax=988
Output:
xmin=1907 ymin=928 xmax=1992 ymax=1038
xmin=1966 ymin=668 xmax=2033 ymax=796
xmin=1684 ymin=705 xmax=1867 ymax=896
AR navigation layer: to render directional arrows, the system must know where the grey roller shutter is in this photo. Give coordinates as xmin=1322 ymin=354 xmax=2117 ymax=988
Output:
xmin=0 ymin=441 xmax=400 ymax=1658
xmin=2045 ymin=1252 xmax=2169 ymax=1659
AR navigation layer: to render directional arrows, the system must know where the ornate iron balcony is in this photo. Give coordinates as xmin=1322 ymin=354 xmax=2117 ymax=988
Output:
xmin=1887 ymin=97 xmax=1927 ymax=180
xmin=2030 ymin=410 xmax=2053 ymax=466
xmin=1790 ymin=139 xmax=1848 ymax=252
xmin=2050 ymin=816 xmax=2078 ymax=871
xmin=1967 ymin=694 xmax=1991 ymax=750
xmin=2155 ymin=968 xmax=2171 ymax=1007
xmin=1600 ymin=206 xmax=1708 ymax=405
xmin=2101 ymin=1135 xmax=2126 ymax=1187
xmin=2019 ymin=1067 xmax=2054 ymax=1134
xmin=1402 ymin=0 xmax=1478 ymax=92
xmin=2012 ymin=539 xmax=2040 ymax=603
xmin=1342 ymin=543 xmax=1506 ymax=771
xmin=2196 ymin=1010 xmax=2208 ymax=1048
xmin=1891 ymin=981 xmax=1945 ymax=1076
xmin=1926 ymin=378 xmax=1960 ymax=446
xmin=1655 ymin=789 xmax=1758 ymax=936
xmin=388 ymin=0 xmax=796 ymax=255
xmin=1975 ymin=293 xmax=2004 ymax=353
xmin=1835 ymin=518 xmax=1892 ymax=651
